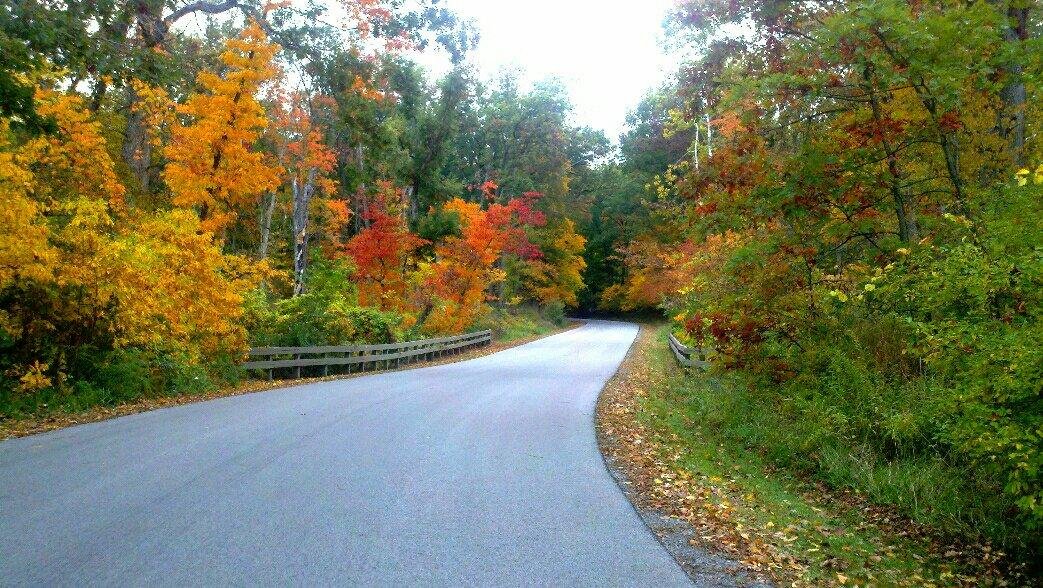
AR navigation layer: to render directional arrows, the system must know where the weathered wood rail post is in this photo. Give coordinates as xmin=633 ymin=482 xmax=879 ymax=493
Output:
xmin=668 ymin=333 xmax=710 ymax=370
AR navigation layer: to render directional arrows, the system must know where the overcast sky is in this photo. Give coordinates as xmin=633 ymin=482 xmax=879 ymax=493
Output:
xmin=414 ymin=0 xmax=680 ymax=141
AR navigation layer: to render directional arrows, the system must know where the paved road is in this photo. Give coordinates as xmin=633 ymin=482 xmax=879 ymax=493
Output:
xmin=0 ymin=321 xmax=692 ymax=586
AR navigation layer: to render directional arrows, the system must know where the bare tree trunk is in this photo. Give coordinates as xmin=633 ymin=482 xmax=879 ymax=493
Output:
xmin=693 ymin=120 xmax=700 ymax=170
xmin=292 ymin=169 xmax=318 ymax=296
xmin=258 ymin=190 xmax=277 ymax=259
xmin=405 ymin=185 xmax=417 ymax=221
xmin=704 ymin=111 xmax=713 ymax=157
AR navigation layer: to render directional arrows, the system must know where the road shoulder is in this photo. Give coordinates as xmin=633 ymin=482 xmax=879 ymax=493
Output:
xmin=595 ymin=324 xmax=770 ymax=587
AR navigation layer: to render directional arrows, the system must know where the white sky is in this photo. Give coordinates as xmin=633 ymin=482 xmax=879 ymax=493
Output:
xmin=415 ymin=0 xmax=681 ymax=141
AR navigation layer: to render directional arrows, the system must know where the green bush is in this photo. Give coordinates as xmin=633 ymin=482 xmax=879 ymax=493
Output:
xmin=246 ymin=260 xmax=404 ymax=347
xmin=480 ymin=304 xmax=565 ymax=341
xmin=94 ymin=348 xmax=153 ymax=402
xmin=0 ymin=346 xmax=228 ymax=420
xmin=264 ymin=294 xmax=401 ymax=346
xmin=543 ymin=300 xmax=568 ymax=326
xmin=681 ymin=356 xmax=1012 ymax=547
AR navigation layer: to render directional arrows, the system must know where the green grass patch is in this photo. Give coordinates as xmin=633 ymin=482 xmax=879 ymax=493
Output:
xmin=481 ymin=303 xmax=568 ymax=342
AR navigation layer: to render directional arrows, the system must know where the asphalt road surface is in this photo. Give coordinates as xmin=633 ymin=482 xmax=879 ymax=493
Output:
xmin=0 ymin=320 xmax=693 ymax=586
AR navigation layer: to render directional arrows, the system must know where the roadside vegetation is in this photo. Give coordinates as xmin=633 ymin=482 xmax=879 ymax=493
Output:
xmin=599 ymin=326 xmax=1026 ymax=587
xmin=586 ymin=1 xmax=1041 ymax=578
xmin=0 ymin=305 xmax=569 ymax=441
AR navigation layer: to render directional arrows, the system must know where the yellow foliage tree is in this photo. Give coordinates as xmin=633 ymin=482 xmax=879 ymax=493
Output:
xmin=526 ymin=218 xmax=586 ymax=306
xmin=0 ymin=121 xmax=54 ymax=291
xmin=33 ymin=88 xmax=126 ymax=208
xmin=1 ymin=80 xmax=261 ymax=380
xmin=107 ymin=210 xmax=258 ymax=358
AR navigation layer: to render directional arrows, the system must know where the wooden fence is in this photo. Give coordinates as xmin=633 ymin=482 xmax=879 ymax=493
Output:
xmin=668 ymin=332 xmax=710 ymax=370
xmin=244 ymin=330 xmax=493 ymax=380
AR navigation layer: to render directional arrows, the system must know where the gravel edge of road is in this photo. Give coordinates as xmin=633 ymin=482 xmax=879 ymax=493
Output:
xmin=593 ymin=324 xmax=771 ymax=588
xmin=1 ymin=321 xmax=582 ymax=441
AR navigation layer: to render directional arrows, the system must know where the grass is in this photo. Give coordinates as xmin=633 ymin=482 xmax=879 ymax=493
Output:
xmin=482 ymin=304 xmax=568 ymax=342
xmin=622 ymin=325 xmax=1019 ymax=586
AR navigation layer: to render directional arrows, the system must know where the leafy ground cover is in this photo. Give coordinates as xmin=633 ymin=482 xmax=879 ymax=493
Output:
xmin=596 ymin=325 xmax=1029 ymax=587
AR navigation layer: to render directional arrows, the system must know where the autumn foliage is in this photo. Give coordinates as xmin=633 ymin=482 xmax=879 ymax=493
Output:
xmin=1 ymin=12 xmax=590 ymax=421
xmin=343 ymin=182 xmax=426 ymax=314
xmin=595 ymin=0 xmax=1043 ymax=564
xmin=1 ymin=82 xmax=258 ymax=387
xmin=164 ymin=21 xmax=281 ymax=232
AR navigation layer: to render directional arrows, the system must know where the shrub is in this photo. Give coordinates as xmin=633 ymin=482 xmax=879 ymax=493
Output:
xmin=669 ymin=182 xmax=1043 ymax=555
xmin=543 ymin=300 xmax=568 ymax=326
xmin=0 ymin=346 xmax=227 ymax=420
xmin=247 ymin=261 xmax=403 ymax=347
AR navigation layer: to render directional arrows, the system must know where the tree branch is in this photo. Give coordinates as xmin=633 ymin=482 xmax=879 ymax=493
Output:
xmin=165 ymin=0 xmax=243 ymax=26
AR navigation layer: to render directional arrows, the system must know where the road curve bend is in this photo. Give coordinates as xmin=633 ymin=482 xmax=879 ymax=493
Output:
xmin=0 ymin=320 xmax=692 ymax=586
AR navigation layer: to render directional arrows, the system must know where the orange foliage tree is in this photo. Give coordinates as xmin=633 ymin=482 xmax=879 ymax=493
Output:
xmin=421 ymin=196 xmax=547 ymax=333
xmin=163 ymin=21 xmax=281 ymax=233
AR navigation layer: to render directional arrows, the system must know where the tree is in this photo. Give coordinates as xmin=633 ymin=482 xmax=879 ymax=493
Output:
xmin=343 ymin=181 xmax=425 ymax=314
xmin=163 ymin=21 xmax=281 ymax=233
xmin=0 ymin=82 xmax=257 ymax=384
xmin=265 ymin=87 xmax=337 ymax=295
xmin=525 ymin=218 xmax=586 ymax=306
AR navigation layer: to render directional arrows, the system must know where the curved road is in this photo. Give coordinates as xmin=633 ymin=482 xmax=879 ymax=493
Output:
xmin=0 ymin=321 xmax=692 ymax=586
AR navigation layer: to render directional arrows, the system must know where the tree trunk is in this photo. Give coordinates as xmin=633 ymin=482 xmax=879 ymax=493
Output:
xmin=704 ymin=111 xmax=713 ymax=157
xmin=356 ymin=144 xmax=371 ymax=229
xmin=121 ymin=84 xmax=152 ymax=194
xmin=121 ymin=0 xmax=167 ymax=193
xmin=864 ymin=64 xmax=920 ymax=242
xmin=999 ymin=5 xmax=1029 ymax=165
xmin=405 ymin=185 xmax=417 ymax=222
xmin=292 ymin=169 xmax=318 ymax=296
xmin=693 ymin=120 xmax=700 ymax=170
xmin=258 ymin=190 xmax=277 ymax=259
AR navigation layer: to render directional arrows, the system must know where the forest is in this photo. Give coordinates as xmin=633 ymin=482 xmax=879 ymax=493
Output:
xmin=0 ymin=0 xmax=601 ymax=415
xmin=1 ymin=0 xmax=1041 ymax=572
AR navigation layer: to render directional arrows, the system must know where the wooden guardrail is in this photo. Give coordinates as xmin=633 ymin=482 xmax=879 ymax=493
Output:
xmin=668 ymin=332 xmax=710 ymax=370
xmin=244 ymin=330 xmax=493 ymax=380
